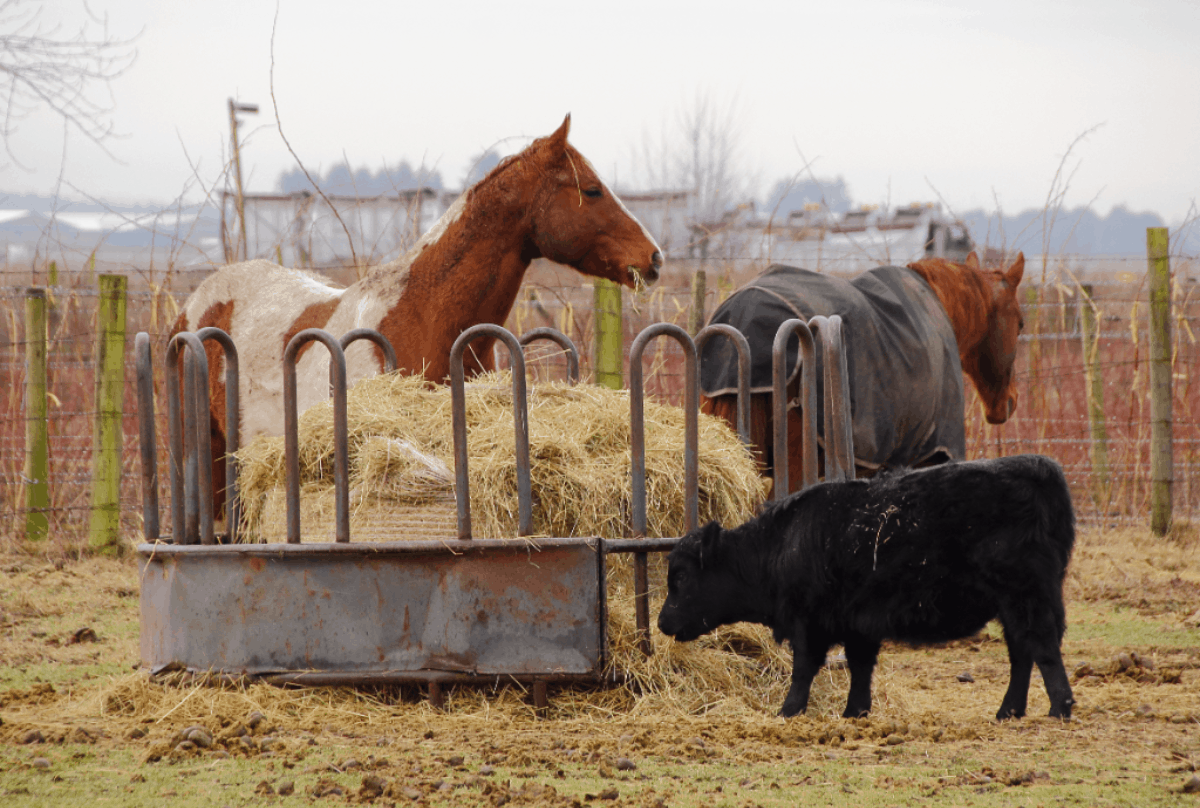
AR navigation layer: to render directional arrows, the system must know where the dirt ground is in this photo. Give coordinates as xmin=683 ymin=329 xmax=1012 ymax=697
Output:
xmin=1 ymin=524 xmax=1199 ymax=807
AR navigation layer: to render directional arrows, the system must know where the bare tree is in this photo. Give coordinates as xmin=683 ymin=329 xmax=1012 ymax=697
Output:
xmin=0 ymin=0 xmax=137 ymax=163
xmin=631 ymin=89 xmax=750 ymax=223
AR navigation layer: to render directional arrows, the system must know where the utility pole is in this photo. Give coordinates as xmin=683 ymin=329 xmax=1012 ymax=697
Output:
xmin=228 ymin=98 xmax=259 ymax=262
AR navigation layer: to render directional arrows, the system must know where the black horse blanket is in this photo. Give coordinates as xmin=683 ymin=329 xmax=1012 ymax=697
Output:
xmin=700 ymin=264 xmax=965 ymax=470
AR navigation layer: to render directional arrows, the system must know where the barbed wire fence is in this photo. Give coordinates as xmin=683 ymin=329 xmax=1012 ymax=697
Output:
xmin=0 ymin=250 xmax=1196 ymax=553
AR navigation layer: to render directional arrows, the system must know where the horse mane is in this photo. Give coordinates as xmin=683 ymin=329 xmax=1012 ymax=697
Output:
xmin=905 ymin=255 xmax=995 ymax=350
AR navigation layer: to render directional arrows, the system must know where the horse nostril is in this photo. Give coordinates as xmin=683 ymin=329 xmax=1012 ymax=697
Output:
xmin=651 ymin=251 xmax=664 ymax=270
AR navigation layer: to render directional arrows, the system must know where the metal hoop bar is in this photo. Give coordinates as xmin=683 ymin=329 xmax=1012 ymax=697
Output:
xmin=166 ymin=332 xmax=213 ymax=544
xmin=283 ymin=329 xmax=349 ymax=543
xmin=628 ymin=322 xmax=699 ymax=657
xmin=518 ymin=327 xmax=580 ymax=384
xmin=449 ymin=324 xmax=531 ymax=539
xmin=771 ymin=319 xmax=817 ymax=499
xmin=809 ymin=316 xmax=855 ymax=482
xmin=338 ymin=328 xmax=398 ymax=373
xmin=694 ymin=323 xmax=752 ymax=445
xmin=195 ymin=327 xmax=241 ymax=541
xmin=135 ymin=332 xmax=159 ymax=541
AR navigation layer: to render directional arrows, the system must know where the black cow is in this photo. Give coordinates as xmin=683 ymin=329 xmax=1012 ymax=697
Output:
xmin=657 ymin=454 xmax=1076 ymax=720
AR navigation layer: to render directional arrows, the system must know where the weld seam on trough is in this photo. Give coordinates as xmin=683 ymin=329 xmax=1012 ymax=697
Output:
xmin=137 ymin=536 xmax=602 ymax=558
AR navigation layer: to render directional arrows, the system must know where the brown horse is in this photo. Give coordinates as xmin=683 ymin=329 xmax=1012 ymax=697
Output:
xmin=174 ymin=115 xmax=663 ymax=517
xmin=701 ymin=251 xmax=1025 ymax=492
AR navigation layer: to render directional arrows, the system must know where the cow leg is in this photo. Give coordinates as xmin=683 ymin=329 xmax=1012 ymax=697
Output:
xmin=997 ymin=631 xmax=1033 ymax=720
xmin=781 ymin=622 xmax=829 ymax=718
xmin=842 ymin=635 xmax=882 ymax=718
xmin=1036 ymin=653 xmax=1075 ymax=720
xmin=999 ymin=595 xmax=1073 ymax=720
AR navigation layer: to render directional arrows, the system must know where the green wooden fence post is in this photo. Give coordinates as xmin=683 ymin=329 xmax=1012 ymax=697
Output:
xmin=687 ymin=270 xmax=707 ymax=336
xmin=1079 ymin=284 xmax=1110 ymax=509
xmin=89 ymin=274 xmax=128 ymax=553
xmin=24 ymin=288 xmax=49 ymax=542
xmin=1147 ymin=228 xmax=1172 ymax=536
xmin=593 ymin=278 xmax=623 ymax=390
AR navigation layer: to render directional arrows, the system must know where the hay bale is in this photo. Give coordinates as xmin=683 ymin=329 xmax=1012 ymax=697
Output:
xmin=235 ymin=371 xmax=769 ymax=543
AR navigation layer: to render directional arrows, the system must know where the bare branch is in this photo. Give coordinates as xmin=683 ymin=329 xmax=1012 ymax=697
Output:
xmin=0 ymin=0 xmax=138 ymax=163
xmin=269 ymin=3 xmax=358 ymax=270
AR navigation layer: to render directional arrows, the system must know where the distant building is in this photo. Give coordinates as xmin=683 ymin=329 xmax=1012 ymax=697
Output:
xmin=222 ymin=189 xmax=452 ymax=267
xmin=689 ymin=201 xmax=974 ymax=272
xmin=615 ymin=190 xmax=693 ymax=258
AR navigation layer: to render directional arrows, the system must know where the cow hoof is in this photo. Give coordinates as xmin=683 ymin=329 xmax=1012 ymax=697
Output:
xmin=1049 ymin=699 xmax=1074 ymax=721
xmin=995 ymin=706 xmax=1026 ymax=721
xmin=779 ymin=701 xmax=807 ymax=718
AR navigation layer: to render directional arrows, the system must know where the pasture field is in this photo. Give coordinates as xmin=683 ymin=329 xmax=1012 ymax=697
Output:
xmin=1 ymin=525 xmax=1199 ymax=807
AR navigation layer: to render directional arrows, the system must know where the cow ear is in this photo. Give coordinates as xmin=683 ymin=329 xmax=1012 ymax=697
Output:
xmin=964 ymin=251 xmax=980 ymax=270
xmin=697 ymin=521 xmax=722 ymax=566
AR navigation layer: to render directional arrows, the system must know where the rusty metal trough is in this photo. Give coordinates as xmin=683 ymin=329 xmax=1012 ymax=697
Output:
xmin=135 ymin=316 xmax=852 ymax=706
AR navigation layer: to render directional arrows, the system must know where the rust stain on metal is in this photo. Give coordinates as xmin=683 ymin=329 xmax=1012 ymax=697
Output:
xmin=424 ymin=651 xmax=478 ymax=673
xmin=248 ymin=557 xmax=265 ymax=572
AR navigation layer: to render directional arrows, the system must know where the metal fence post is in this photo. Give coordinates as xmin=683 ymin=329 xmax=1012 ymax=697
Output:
xmin=89 ymin=274 xmax=128 ymax=553
xmin=23 ymin=287 xmax=48 ymax=542
xmin=1147 ymin=228 xmax=1173 ymax=536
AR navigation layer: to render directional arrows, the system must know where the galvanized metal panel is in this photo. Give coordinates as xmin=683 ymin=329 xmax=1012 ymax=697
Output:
xmin=139 ymin=538 xmax=605 ymax=678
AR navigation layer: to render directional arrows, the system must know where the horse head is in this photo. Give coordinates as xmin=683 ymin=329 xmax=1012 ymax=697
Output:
xmin=964 ymin=251 xmax=1025 ymax=424
xmin=523 ymin=114 xmax=663 ymax=289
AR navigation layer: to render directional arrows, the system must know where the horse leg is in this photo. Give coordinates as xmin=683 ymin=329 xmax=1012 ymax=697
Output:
xmin=210 ymin=415 xmax=227 ymax=526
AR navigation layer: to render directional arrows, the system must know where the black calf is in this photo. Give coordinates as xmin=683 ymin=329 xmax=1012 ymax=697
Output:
xmin=657 ymin=454 xmax=1076 ymax=720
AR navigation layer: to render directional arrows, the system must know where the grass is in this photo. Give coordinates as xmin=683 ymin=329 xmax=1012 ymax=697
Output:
xmin=1 ymin=524 xmax=1199 ymax=806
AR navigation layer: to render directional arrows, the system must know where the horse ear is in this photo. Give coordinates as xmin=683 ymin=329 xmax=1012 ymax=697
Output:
xmin=964 ymin=251 xmax=980 ymax=270
xmin=549 ymin=114 xmax=571 ymax=148
xmin=1006 ymin=252 xmax=1025 ymax=287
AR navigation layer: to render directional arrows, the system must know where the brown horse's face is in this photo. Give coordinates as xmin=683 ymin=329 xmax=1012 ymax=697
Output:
xmin=966 ymin=253 xmax=1025 ymax=424
xmin=527 ymin=115 xmax=663 ymax=289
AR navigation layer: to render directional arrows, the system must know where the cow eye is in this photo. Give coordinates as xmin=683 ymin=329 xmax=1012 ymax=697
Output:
xmin=583 ymin=187 xmax=602 ymax=199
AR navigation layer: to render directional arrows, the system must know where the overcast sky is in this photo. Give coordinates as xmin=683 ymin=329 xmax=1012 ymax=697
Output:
xmin=2 ymin=0 xmax=1197 ymax=229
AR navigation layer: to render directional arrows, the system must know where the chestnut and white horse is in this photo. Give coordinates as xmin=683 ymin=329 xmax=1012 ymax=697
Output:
xmin=173 ymin=115 xmax=663 ymax=516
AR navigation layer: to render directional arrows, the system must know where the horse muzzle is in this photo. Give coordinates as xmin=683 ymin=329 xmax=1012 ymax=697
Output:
xmin=628 ymin=251 xmax=663 ymax=287
xmin=985 ymin=392 xmax=1018 ymax=425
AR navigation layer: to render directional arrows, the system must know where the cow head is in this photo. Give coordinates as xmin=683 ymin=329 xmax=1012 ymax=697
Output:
xmin=657 ymin=521 xmax=738 ymax=642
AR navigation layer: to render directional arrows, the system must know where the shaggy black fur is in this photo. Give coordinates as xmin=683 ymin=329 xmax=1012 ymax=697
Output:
xmin=657 ymin=454 xmax=1076 ymax=720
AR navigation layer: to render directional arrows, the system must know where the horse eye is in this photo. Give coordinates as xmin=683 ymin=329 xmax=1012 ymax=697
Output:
xmin=583 ymin=187 xmax=602 ymax=199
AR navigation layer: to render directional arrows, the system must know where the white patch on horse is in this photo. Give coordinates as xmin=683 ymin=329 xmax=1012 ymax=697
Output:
xmin=415 ymin=193 xmax=467 ymax=254
xmin=583 ymin=155 xmax=662 ymax=255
